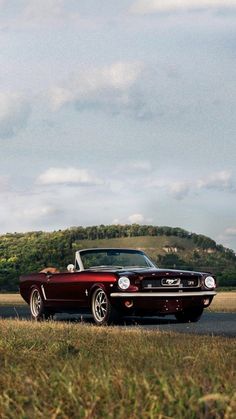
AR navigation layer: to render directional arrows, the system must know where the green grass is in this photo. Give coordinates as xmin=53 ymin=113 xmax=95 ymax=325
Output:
xmin=0 ymin=320 xmax=235 ymax=418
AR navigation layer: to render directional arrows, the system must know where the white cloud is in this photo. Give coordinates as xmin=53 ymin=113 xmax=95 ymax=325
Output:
xmin=124 ymin=160 xmax=152 ymax=172
xmin=147 ymin=170 xmax=235 ymax=200
xmin=128 ymin=213 xmax=145 ymax=223
xmin=0 ymin=175 xmax=9 ymax=192
xmin=166 ymin=171 xmax=235 ymax=199
xmin=0 ymin=188 xmax=61 ymax=232
xmin=0 ymin=93 xmax=31 ymax=138
xmin=20 ymin=205 xmax=57 ymax=220
xmin=99 ymin=61 xmax=143 ymax=89
xmin=130 ymin=0 xmax=236 ymax=14
xmin=112 ymin=214 xmax=152 ymax=225
xmin=130 ymin=161 xmax=152 ymax=171
xmin=168 ymin=181 xmax=190 ymax=200
xmin=143 ymin=177 xmax=191 ymax=200
xmin=197 ymin=171 xmax=233 ymax=191
xmin=114 ymin=160 xmax=152 ymax=177
xmin=24 ymin=0 xmax=64 ymax=20
xmin=37 ymin=167 xmax=102 ymax=186
xmin=224 ymin=227 xmax=236 ymax=236
xmin=49 ymin=61 xmax=144 ymax=113
xmin=20 ymin=0 xmax=80 ymax=26
xmin=112 ymin=218 xmax=120 ymax=225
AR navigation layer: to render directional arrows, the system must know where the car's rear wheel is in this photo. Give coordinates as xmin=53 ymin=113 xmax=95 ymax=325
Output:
xmin=175 ymin=307 xmax=203 ymax=323
xmin=91 ymin=288 xmax=121 ymax=326
xmin=30 ymin=288 xmax=52 ymax=321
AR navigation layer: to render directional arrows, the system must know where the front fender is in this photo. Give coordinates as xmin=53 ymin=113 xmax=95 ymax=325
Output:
xmin=88 ymin=282 xmax=114 ymax=306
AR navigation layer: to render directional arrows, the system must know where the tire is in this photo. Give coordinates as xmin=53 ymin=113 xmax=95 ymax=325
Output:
xmin=91 ymin=288 xmax=121 ymax=326
xmin=30 ymin=288 xmax=52 ymax=321
xmin=175 ymin=307 xmax=203 ymax=323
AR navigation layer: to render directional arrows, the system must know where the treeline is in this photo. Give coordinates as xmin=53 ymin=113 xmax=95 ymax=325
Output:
xmin=0 ymin=224 xmax=236 ymax=291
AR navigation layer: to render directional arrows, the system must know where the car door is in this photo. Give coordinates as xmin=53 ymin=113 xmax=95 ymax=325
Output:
xmin=43 ymin=272 xmax=89 ymax=307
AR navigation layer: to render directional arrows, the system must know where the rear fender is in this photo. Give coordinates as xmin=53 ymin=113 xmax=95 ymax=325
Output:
xmin=30 ymin=284 xmax=46 ymax=303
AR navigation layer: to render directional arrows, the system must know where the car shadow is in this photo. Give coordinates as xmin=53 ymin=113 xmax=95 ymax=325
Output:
xmin=54 ymin=314 xmax=177 ymax=326
xmin=0 ymin=304 xmax=177 ymax=325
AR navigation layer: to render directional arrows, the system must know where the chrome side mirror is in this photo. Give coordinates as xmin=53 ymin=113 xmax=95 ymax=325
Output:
xmin=67 ymin=264 xmax=75 ymax=272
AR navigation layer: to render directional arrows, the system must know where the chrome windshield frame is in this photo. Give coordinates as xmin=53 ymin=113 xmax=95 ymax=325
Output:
xmin=75 ymin=248 xmax=157 ymax=271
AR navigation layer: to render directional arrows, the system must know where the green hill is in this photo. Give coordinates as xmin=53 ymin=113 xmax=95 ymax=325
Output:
xmin=0 ymin=224 xmax=236 ymax=291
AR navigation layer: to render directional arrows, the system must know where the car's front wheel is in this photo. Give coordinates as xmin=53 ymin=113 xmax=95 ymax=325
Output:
xmin=175 ymin=307 xmax=203 ymax=323
xmin=91 ymin=288 xmax=121 ymax=326
xmin=30 ymin=288 xmax=52 ymax=321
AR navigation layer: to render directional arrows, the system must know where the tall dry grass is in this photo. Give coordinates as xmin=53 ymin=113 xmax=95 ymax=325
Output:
xmin=0 ymin=293 xmax=26 ymax=305
xmin=208 ymin=292 xmax=236 ymax=312
xmin=0 ymin=320 xmax=235 ymax=418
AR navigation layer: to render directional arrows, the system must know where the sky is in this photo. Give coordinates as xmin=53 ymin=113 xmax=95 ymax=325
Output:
xmin=0 ymin=0 xmax=236 ymax=251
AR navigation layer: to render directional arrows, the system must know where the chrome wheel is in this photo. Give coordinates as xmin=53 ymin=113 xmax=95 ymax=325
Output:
xmin=93 ymin=289 xmax=108 ymax=323
xmin=30 ymin=289 xmax=42 ymax=318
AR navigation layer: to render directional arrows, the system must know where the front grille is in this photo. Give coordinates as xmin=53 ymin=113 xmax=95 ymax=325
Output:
xmin=142 ymin=277 xmax=200 ymax=290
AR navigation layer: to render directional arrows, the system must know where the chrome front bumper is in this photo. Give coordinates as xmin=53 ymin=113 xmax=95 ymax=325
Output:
xmin=110 ymin=291 xmax=217 ymax=298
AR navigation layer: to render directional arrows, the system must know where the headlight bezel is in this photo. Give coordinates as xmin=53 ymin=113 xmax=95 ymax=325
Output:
xmin=118 ymin=276 xmax=130 ymax=290
xmin=204 ymin=276 xmax=216 ymax=289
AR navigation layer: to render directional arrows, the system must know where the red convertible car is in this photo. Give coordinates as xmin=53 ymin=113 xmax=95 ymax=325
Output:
xmin=19 ymin=248 xmax=217 ymax=325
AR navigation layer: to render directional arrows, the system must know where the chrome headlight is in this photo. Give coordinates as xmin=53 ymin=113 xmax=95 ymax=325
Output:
xmin=204 ymin=276 xmax=216 ymax=289
xmin=118 ymin=276 xmax=130 ymax=290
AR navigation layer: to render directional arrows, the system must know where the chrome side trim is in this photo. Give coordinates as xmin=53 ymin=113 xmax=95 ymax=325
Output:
xmin=45 ymin=298 xmax=80 ymax=301
xmin=41 ymin=285 xmax=47 ymax=300
xmin=110 ymin=291 xmax=216 ymax=298
xmin=142 ymin=286 xmax=200 ymax=290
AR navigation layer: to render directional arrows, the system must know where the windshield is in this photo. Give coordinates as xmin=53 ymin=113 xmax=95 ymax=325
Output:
xmin=80 ymin=249 xmax=155 ymax=270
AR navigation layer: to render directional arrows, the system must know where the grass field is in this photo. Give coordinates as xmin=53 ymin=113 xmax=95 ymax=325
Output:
xmin=0 ymin=293 xmax=26 ymax=305
xmin=0 ymin=293 xmax=235 ymax=417
xmin=0 ymin=292 xmax=235 ymax=312
xmin=0 ymin=320 xmax=235 ymax=419
xmin=208 ymin=292 xmax=236 ymax=313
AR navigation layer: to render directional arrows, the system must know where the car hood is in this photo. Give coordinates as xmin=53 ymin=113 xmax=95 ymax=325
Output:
xmin=87 ymin=267 xmax=208 ymax=277
xmin=119 ymin=268 xmax=207 ymax=277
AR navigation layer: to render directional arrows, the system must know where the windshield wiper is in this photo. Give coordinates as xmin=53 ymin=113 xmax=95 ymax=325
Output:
xmin=123 ymin=266 xmax=151 ymax=269
xmin=89 ymin=265 xmax=124 ymax=269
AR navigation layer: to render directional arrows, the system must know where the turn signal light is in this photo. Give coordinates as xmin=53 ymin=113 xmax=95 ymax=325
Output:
xmin=124 ymin=300 xmax=133 ymax=308
xmin=203 ymin=298 xmax=210 ymax=306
